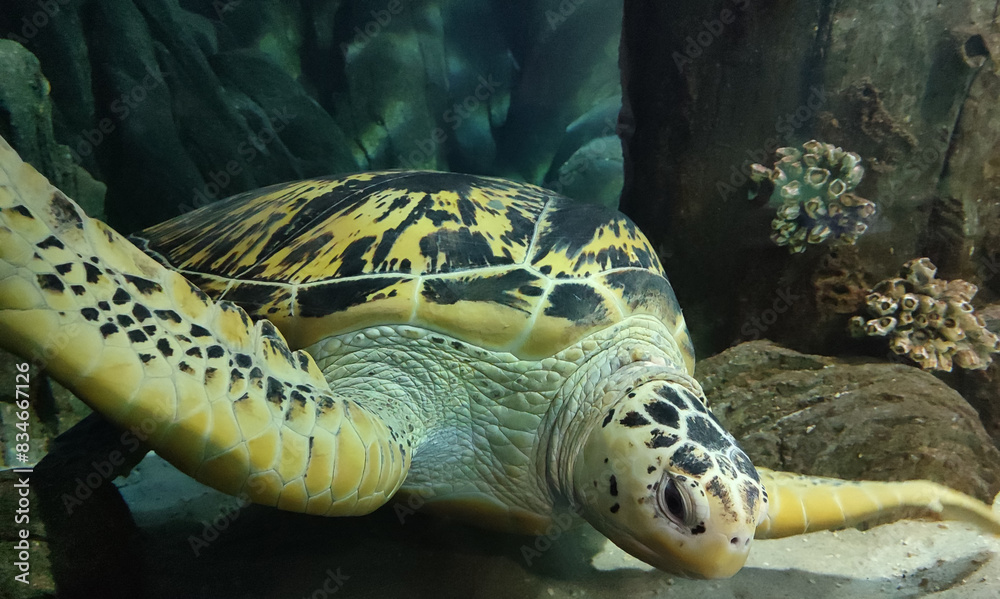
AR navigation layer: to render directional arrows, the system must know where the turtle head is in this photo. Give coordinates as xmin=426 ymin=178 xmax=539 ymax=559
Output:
xmin=572 ymin=379 xmax=766 ymax=578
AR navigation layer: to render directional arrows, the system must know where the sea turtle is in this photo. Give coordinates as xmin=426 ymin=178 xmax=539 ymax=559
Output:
xmin=1 ymin=134 xmax=998 ymax=579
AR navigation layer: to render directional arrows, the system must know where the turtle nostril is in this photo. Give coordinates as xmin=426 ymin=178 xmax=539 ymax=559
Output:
xmin=730 ymin=537 xmax=740 ymax=545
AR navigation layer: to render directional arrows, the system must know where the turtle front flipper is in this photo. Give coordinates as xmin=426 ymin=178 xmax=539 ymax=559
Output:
xmin=0 ymin=135 xmax=410 ymax=516
xmin=754 ymin=467 xmax=1000 ymax=539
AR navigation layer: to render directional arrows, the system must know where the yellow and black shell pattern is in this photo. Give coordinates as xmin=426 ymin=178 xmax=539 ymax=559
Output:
xmin=131 ymin=171 xmax=694 ymax=371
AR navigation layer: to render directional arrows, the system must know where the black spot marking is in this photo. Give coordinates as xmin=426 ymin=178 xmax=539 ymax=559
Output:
xmin=50 ymin=192 xmax=83 ymax=228
xmin=80 ymin=263 xmax=103 ymax=285
xmin=81 ymin=308 xmax=99 ymax=321
xmin=230 ymin=369 xmax=245 ymax=383
xmin=689 ymin=395 xmax=708 ymax=414
xmin=55 ymin=263 xmax=73 ymax=275
xmin=706 ymin=476 xmax=733 ymax=514
xmin=116 ymin=315 xmax=135 ymax=328
xmin=235 ymin=354 xmax=252 ymax=369
xmin=154 ymin=309 xmax=181 ymax=323
xmin=602 ymin=269 xmax=680 ymax=317
xmin=186 ymin=347 xmax=203 ymax=358
xmin=139 ymin=353 xmax=155 ymax=363
xmin=11 ymin=205 xmax=33 ymax=218
xmin=297 ymin=354 xmax=311 ymax=371
xmin=207 ymin=345 xmax=225 ymax=359
xmin=71 ymin=285 xmax=86 ymax=296
xmin=330 ymin=234 xmax=375 ymax=277
xmin=717 ymin=456 xmax=738 ymax=480
xmin=127 ymin=330 xmax=148 ymax=343
xmin=179 ymin=361 xmax=194 ymax=375
xmin=37 ymin=235 xmax=64 ymax=250
xmin=742 ymin=482 xmax=759 ymax=516
xmin=99 ymin=323 xmax=118 ymax=338
xmin=417 ymin=222 xmax=504 ymax=273
xmin=124 ymin=275 xmax=162 ymax=295
xmin=655 ymin=385 xmax=690 ymax=412
xmin=205 ymin=367 xmax=217 ymax=381
xmin=645 ymin=401 xmax=680 ymax=429
xmin=731 ymin=450 xmax=760 ymax=482
xmin=685 ymin=415 xmax=732 ymax=452
xmin=619 ymin=411 xmax=651 ymax=427
xmin=610 ymin=503 xmax=620 ymax=513
xmin=97 ymin=300 xmax=110 ymax=311
xmin=670 ymin=444 xmax=712 ymax=477
xmin=132 ymin=304 xmax=151 ymax=322
xmin=647 ymin=465 xmax=656 ymax=474
xmin=647 ymin=429 xmax=680 ymax=449
xmin=157 ymin=338 xmax=174 ymax=357
xmin=602 ymin=408 xmax=615 ymax=428
xmin=190 ymin=324 xmax=210 ymax=337
xmin=422 ymin=269 xmax=541 ymax=312
xmin=690 ymin=524 xmax=706 ymax=535
xmin=289 ymin=390 xmax=308 ymax=408
xmin=297 ymin=277 xmax=404 ymax=319
xmin=260 ymin=320 xmax=278 ymax=338
xmin=266 ymin=377 xmax=284 ymax=404
xmin=266 ymin=338 xmax=297 ymax=367
xmin=609 ymin=475 xmax=618 ymax=496
xmin=543 ymin=283 xmax=610 ymax=324
xmin=221 ymin=282 xmax=291 ymax=315
xmin=36 ymin=274 xmax=65 ymax=293
xmin=112 ymin=289 xmax=131 ymax=305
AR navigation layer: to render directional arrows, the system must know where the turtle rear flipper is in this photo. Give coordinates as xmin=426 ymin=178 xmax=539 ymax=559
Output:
xmin=755 ymin=467 xmax=1000 ymax=538
xmin=0 ymin=135 xmax=411 ymax=516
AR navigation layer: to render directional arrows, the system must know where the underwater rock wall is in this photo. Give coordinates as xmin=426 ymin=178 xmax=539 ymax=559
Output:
xmin=0 ymin=39 xmax=105 ymax=217
xmin=620 ymin=0 xmax=1000 ymax=362
xmin=0 ymin=0 xmax=623 ymax=233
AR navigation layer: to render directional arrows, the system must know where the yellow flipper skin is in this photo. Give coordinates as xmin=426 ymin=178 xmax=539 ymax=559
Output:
xmin=755 ymin=467 xmax=1000 ymax=539
xmin=0 ymin=134 xmax=410 ymax=516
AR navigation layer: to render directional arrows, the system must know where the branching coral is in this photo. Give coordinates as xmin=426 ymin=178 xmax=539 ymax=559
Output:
xmin=849 ymin=258 xmax=1000 ymax=371
xmin=750 ymin=140 xmax=876 ymax=253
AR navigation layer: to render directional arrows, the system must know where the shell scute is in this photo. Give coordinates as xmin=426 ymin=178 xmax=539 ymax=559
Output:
xmin=531 ymin=200 xmax=663 ymax=278
xmin=133 ymin=172 xmax=690 ymax=362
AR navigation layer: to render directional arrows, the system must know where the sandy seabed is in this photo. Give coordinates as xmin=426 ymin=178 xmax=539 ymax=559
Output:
xmin=114 ymin=453 xmax=999 ymax=599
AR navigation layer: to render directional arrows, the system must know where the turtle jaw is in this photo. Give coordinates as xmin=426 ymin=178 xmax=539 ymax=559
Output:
xmin=604 ymin=524 xmax=752 ymax=579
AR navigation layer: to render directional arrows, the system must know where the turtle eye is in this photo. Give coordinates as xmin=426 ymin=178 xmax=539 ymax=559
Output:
xmin=660 ymin=478 xmax=688 ymax=526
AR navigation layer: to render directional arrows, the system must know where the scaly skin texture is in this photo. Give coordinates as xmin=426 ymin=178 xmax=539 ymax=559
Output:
xmin=755 ymin=468 xmax=1000 ymax=538
xmin=0 ymin=136 xmax=411 ymax=516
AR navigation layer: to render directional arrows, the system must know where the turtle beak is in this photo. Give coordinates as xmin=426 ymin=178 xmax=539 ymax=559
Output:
xmin=611 ymin=530 xmax=752 ymax=579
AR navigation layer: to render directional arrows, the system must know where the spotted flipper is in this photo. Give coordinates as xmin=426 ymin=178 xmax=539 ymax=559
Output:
xmin=755 ymin=467 xmax=1000 ymax=538
xmin=0 ymin=135 xmax=411 ymax=516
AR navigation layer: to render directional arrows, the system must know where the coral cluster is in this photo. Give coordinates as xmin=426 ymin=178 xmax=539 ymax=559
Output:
xmin=750 ymin=140 xmax=876 ymax=253
xmin=849 ymin=258 xmax=1000 ymax=371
